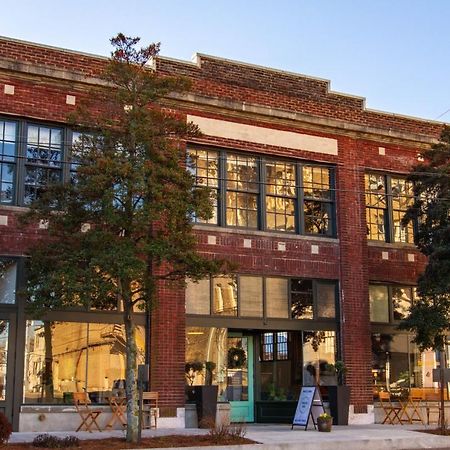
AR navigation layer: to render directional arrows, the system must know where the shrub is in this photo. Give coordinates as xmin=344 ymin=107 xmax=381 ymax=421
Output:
xmin=0 ymin=412 xmax=12 ymax=444
xmin=32 ymin=434 xmax=79 ymax=448
xmin=207 ymin=422 xmax=247 ymax=443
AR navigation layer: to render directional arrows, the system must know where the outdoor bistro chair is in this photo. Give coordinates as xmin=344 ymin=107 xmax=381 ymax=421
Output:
xmin=378 ymin=391 xmax=402 ymax=425
xmin=73 ymin=392 xmax=103 ymax=432
xmin=140 ymin=391 xmax=158 ymax=429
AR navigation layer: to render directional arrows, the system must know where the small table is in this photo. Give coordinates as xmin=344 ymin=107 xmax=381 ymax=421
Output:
xmin=105 ymin=396 xmax=127 ymax=429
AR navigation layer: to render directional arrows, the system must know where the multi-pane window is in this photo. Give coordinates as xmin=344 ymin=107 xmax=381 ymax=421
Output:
xmin=290 ymin=279 xmax=336 ymax=320
xmin=186 ymin=275 xmax=337 ymax=321
xmin=226 ymin=154 xmax=258 ymax=228
xmin=189 ymin=146 xmax=335 ymax=236
xmin=266 ymin=161 xmax=296 ymax=232
xmin=391 ymin=178 xmax=414 ymax=244
xmin=188 ymin=149 xmax=219 ymax=224
xmin=24 ymin=125 xmax=63 ymax=204
xmin=0 ymin=118 xmax=80 ymax=206
xmin=365 ymin=173 xmax=387 ymax=241
xmin=365 ymin=173 xmax=414 ymax=243
xmin=369 ymin=284 xmax=415 ymax=323
xmin=303 ymin=166 xmax=333 ymax=235
xmin=0 ymin=120 xmax=17 ymax=204
xmin=261 ymin=332 xmax=289 ymax=361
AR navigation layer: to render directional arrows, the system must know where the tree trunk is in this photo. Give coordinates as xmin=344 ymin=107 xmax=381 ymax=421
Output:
xmin=124 ymin=308 xmax=139 ymax=443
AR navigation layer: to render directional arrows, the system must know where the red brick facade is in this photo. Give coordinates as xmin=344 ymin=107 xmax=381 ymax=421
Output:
xmin=0 ymin=36 xmax=443 ymax=424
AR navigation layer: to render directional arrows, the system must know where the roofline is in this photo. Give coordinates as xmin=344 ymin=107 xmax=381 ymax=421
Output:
xmin=0 ymin=35 xmax=447 ymax=127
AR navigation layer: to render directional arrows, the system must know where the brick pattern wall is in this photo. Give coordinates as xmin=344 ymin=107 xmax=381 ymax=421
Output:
xmin=151 ymin=274 xmax=186 ymax=413
xmin=0 ymin=36 xmax=445 ymax=414
xmin=336 ymin=137 xmax=372 ymax=410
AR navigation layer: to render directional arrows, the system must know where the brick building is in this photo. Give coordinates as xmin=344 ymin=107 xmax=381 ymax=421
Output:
xmin=0 ymin=36 xmax=445 ymax=430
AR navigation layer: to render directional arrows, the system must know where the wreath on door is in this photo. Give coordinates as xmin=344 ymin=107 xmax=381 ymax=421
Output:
xmin=227 ymin=346 xmax=247 ymax=369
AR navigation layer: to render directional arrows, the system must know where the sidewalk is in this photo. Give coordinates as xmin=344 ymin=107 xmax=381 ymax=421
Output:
xmin=8 ymin=423 xmax=450 ymax=449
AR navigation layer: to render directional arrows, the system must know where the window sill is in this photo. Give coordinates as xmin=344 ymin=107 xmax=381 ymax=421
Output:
xmin=194 ymin=224 xmax=339 ymax=243
xmin=367 ymin=240 xmax=417 ymax=250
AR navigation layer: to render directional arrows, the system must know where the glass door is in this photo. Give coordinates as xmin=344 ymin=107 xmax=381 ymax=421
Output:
xmin=226 ymin=335 xmax=254 ymax=422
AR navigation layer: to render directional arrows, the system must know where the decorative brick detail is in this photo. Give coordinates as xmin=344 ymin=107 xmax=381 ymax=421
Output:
xmin=382 ymin=251 xmax=389 ymax=260
xmin=277 ymin=242 xmax=286 ymax=252
xmin=66 ymin=94 xmax=76 ymax=105
xmin=207 ymin=235 xmax=217 ymax=245
xmin=378 ymin=147 xmax=385 ymax=155
xmin=0 ymin=216 xmax=8 ymax=226
xmin=4 ymin=84 xmax=14 ymax=95
xmin=243 ymin=238 xmax=252 ymax=248
xmin=311 ymin=244 xmax=319 ymax=255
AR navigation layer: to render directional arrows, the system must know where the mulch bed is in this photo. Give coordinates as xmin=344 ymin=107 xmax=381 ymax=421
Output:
xmin=417 ymin=428 xmax=450 ymax=436
xmin=3 ymin=435 xmax=257 ymax=449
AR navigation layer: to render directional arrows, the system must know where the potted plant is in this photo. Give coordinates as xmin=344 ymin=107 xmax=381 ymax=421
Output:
xmin=317 ymin=412 xmax=333 ymax=432
xmin=325 ymin=361 xmax=350 ymax=425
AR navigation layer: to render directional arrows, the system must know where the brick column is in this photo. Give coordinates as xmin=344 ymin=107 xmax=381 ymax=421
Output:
xmin=150 ymin=277 xmax=186 ymax=417
xmin=337 ymin=137 xmax=372 ymax=414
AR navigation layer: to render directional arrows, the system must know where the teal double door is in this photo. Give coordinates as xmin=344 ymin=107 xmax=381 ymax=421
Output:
xmin=226 ymin=335 xmax=254 ymax=422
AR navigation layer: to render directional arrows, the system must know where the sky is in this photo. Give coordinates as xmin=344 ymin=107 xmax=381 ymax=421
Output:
xmin=1 ymin=0 xmax=450 ymax=122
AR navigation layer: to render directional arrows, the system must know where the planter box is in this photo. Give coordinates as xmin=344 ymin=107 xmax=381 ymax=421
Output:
xmin=327 ymin=385 xmax=350 ymax=425
xmin=256 ymin=401 xmax=298 ymax=423
xmin=185 ymin=385 xmax=218 ymax=428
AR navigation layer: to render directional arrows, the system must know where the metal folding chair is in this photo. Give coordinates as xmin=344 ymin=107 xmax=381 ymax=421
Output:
xmin=379 ymin=391 xmax=402 ymax=424
xmin=73 ymin=392 xmax=102 ymax=432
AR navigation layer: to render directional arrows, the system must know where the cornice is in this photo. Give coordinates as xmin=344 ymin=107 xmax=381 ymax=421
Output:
xmin=0 ymin=58 xmax=440 ymax=148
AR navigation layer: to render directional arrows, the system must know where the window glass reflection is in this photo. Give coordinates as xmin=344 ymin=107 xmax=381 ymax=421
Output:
xmin=291 ymin=279 xmax=313 ymax=319
xmin=212 ymin=276 xmax=237 ymax=316
xmin=0 ymin=258 xmax=16 ymax=304
xmin=0 ymin=321 xmax=8 ymax=401
xmin=24 ymin=321 xmax=145 ymax=404
xmin=369 ymin=285 xmax=389 ymax=322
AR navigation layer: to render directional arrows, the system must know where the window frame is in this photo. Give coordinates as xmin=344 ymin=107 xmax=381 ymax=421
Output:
xmin=0 ymin=117 xmax=78 ymax=207
xmin=189 ymin=145 xmax=337 ymax=237
xmin=365 ymin=172 xmax=416 ymax=244
xmin=186 ymin=274 xmax=339 ymax=325
xmin=260 ymin=331 xmax=290 ymax=362
xmin=289 ymin=278 xmax=338 ymax=321
xmin=369 ymin=283 xmax=416 ymax=324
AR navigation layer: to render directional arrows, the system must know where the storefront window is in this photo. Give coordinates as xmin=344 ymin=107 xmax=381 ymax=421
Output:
xmin=392 ymin=286 xmax=413 ymax=321
xmin=291 ymin=279 xmax=313 ymax=319
xmin=369 ymin=285 xmax=389 ymax=322
xmin=259 ymin=330 xmax=336 ymax=402
xmin=316 ymin=283 xmax=336 ymax=319
xmin=239 ymin=276 xmax=263 ymax=317
xmin=266 ymin=277 xmax=289 ymax=318
xmin=185 ymin=327 xmax=227 ymax=396
xmin=0 ymin=258 xmax=16 ymax=304
xmin=186 ymin=279 xmax=210 ymax=315
xmin=371 ymin=333 xmax=437 ymax=397
xmin=302 ymin=331 xmax=336 ymax=386
xmin=24 ymin=321 xmax=145 ymax=404
xmin=0 ymin=321 xmax=8 ymax=401
xmin=213 ymin=276 xmax=237 ymax=316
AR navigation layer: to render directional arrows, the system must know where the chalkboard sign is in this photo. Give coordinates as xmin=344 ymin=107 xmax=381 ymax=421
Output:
xmin=291 ymin=386 xmax=325 ymax=430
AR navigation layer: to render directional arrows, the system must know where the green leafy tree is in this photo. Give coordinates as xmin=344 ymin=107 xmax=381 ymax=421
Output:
xmin=399 ymin=125 xmax=450 ymax=430
xmin=23 ymin=34 xmax=230 ymax=443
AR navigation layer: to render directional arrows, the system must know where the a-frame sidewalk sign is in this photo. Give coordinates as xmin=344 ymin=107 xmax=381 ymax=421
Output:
xmin=291 ymin=386 xmax=325 ymax=430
